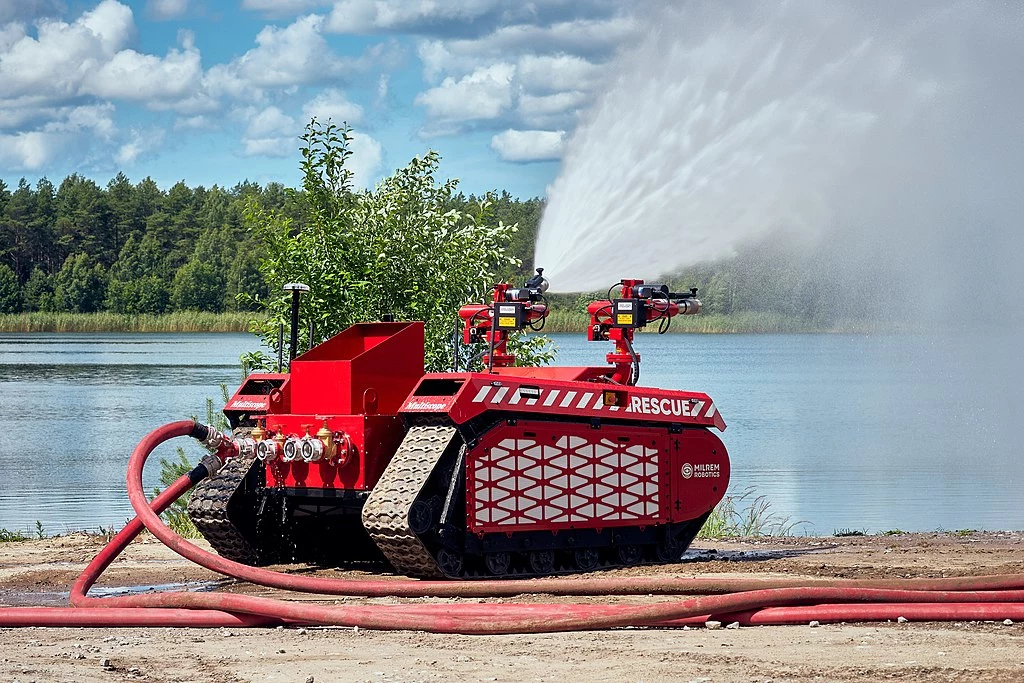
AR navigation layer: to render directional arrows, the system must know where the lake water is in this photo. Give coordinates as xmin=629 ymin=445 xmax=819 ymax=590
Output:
xmin=0 ymin=331 xmax=1020 ymax=535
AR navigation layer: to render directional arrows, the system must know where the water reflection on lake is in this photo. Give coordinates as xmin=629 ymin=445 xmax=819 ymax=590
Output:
xmin=0 ymin=331 xmax=1020 ymax=535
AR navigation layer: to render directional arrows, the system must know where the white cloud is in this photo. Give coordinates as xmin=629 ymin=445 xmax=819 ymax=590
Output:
xmin=375 ymin=73 xmax=389 ymax=105
xmin=0 ymin=102 xmax=118 ymax=170
xmin=241 ymin=0 xmax=331 ymax=16
xmin=322 ymin=0 xmax=632 ymax=39
xmin=471 ymin=17 xmax=636 ymax=57
xmin=77 ymin=0 xmax=135 ymax=54
xmin=243 ymin=137 xmax=294 ymax=157
xmin=0 ymin=1 xmax=64 ymax=24
xmin=173 ymin=115 xmax=213 ymax=130
xmin=517 ymin=90 xmax=588 ymax=127
xmin=241 ymin=105 xmax=298 ymax=157
xmin=516 ymin=54 xmax=602 ymax=93
xmin=0 ymin=2 xmax=206 ymax=114
xmin=0 ymin=23 xmax=25 ymax=52
xmin=147 ymin=0 xmax=189 ymax=20
xmin=410 ymin=10 xmax=626 ymax=137
xmin=115 ymin=128 xmax=166 ymax=164
xmin=302 ymin=88 xmax=363 ymax=125
xmin=82 ymin=39 xmax=202 ymax=101
xmin=418 ymin=16 xmax=634 ymax=80
xmin=415 ymin=63 xmax=514 ymax=122
xmin=0 ymin=0 xmax=134 ymax=99
xmin=246 ymin=106 xmax=294 ymax=138
xmin=0 ymin=131 xmax=55 ymax=170
xmin=49 ymin=103 xmax=117 ymax=139
xmin=490 ymin=129 xmax=565 ymax=162
xmin=347 ymin=132 xmax=382 ymax=188
xmin=232 ymin=15 xmax=341 ymax=88
xmin=414 ymin=52 xmax=604 ymax=134
xmin=198 ymin=15 xmax=399 ymax=105
xmin=325 ymin=0 xmax=497 ymax=34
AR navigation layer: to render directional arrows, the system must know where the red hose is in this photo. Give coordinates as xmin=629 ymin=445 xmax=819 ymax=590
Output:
xmin=0 ymin=419 xmax=1021 ymax=633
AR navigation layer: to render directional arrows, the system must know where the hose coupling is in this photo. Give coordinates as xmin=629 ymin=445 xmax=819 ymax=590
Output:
xmin=192 ymin=422 xmax=228 ymax=452
xmin=199 ymin=453 xmax=224 ymax=479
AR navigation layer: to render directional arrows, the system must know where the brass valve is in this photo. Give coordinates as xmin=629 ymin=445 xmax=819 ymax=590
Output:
xmin=251 ymin=420 xmax=266 ymax=442
xmin=316 ymin=419 xmax=337 ymax=461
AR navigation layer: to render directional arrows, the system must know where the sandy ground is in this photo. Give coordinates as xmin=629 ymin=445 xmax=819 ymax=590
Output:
xmin=1 ymin=531 xmax=1023 ymax=683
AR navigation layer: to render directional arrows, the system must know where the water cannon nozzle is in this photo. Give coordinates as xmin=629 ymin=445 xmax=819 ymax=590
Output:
xmin=525 ymin=267 xmax=549 ymax=294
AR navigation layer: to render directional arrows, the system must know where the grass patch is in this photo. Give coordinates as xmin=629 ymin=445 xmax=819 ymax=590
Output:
xmin=0 ymin=521 xmax=45 ymax=542
xmin=834 ymin=528 xmax=867 ymax=537
xmin=698 ymin=487 xmax=804 ymax=538
xmin=881 ymin=528 xmax=908 ymax=536
xmin=0 ymin=311 xmax=265 ymax=333
xmin=0 ymin=528 xmax=30 ymax=542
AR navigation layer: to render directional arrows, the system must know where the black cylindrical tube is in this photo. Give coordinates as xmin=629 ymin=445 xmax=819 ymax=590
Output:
xmin=277 ymin=323 xmax=284 ymax=372
xmin=289 ymin=289 xmax=301 ymax=363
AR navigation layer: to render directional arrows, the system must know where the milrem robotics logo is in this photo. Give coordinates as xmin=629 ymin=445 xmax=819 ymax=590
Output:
xmin=681 ymin=463 xmax=720 ymax=479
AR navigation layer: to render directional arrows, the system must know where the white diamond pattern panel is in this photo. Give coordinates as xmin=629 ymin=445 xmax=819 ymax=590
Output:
xmin=471 ymin=433 xmax=661 ymax=529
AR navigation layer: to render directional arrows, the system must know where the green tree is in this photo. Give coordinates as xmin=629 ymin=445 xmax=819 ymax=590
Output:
xmin=30 ymin=178 xmax=58 ymax=273
xmin=22 ymin=267 xmax=54 ymax=311
xmin=54 ymin=174 xmax=115 ymax=267
xmin=105 ymin=234 xmax=172 ymax=314
xmin=106 ymin=172 xmax=143 ymax=250
xmin=1 ymin=179 xmax=36 ymax=281
xmin=246 ymin=121 xmax=551 ymax=371
xmin=0 ymin=263 xmax=21 ymax=313
xmin=227 ymin=248 xmax=267 ymax=311
xmin=172 ymin=260 xmax=225 ymax=311
xmin=54 ymin=253 xmax=107 ymax=313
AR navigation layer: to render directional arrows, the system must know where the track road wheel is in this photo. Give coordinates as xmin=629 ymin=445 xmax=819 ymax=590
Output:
xmin=528 ymin=550 xmax=555 ymax=574
xmin=655 ymin=534 xmax=682 ymax=563
xmin=574 ymin=548 xmax=600 ymax=571
xmin=484 ymin=552 xmax=511 ymax=576
xmin=436 ymin=548 xmax=464 ymax=578
xmin=407 ymin=498 xmax=436 ymax=535
xmin=616 ymin=544 xmax=642 ymax=565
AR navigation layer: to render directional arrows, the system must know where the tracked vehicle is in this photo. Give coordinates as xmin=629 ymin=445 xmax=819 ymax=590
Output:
xmin=189 ymin=272 xmax=729 ymax=578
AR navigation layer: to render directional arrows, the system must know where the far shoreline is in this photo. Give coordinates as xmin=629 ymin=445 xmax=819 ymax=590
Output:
xmin=0 ymin=311 xmax=261 ymax=333
xmin=0 ymin=311 xmax=891 ymax=335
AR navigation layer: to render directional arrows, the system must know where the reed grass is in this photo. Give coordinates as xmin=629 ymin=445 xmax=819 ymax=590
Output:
xmin=698 ymin=487 xmax=805 ymax=538
xmin=539 ymin=309 xmax=890 ymax=334
xmin=0 ymin=311 xmax=264 ymax=333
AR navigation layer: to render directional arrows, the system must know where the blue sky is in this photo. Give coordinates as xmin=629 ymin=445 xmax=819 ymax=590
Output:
xmin=0 ymin=0 xmax=638 ymax=198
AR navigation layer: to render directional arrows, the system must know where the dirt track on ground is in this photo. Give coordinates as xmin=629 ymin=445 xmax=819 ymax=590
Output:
xmin=1 ymin=531 xmax=1023 ymax=682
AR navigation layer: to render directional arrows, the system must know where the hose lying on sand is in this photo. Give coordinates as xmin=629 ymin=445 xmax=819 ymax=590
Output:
xmin=1 ymin=420 xmax=1022 ymax=633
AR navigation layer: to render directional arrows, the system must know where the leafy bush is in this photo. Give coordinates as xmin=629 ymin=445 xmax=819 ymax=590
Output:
xmin=245 ymin=120 xmax=552 ymax=372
